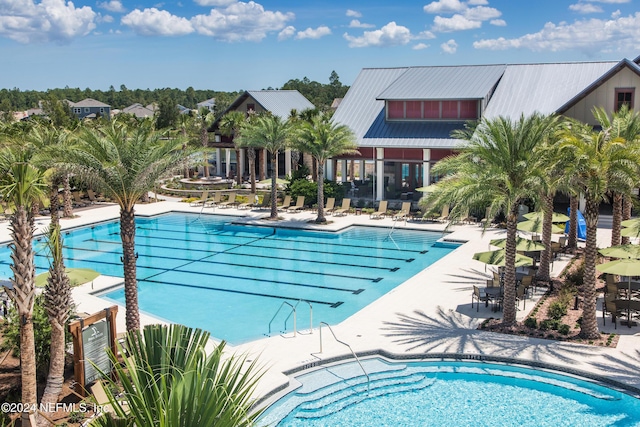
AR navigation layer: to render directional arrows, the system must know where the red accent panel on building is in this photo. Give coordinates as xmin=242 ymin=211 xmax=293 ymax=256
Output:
xmin=459 ymin=100 xmax=478 ymax=119
xmin=406 ymin=101 xmax=422 ymax=119
xmin=430 ymin=149 xmax=455 ymax=161
xmin=388 ymin=101 xmax=404 ymax=118
xmin=442 ymin=101 xmax=458 ymax=119
xmin=424 ymin=101 xmax=439 ymax=118
xmin=384 ymin=148 xmax=423 ymax=161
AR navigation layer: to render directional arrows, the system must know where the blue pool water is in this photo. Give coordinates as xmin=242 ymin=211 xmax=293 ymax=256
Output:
xmin=0 ymin=213 xmax=458 ymax=344
xmin=259 ymin=358 xmax=640 ymax=426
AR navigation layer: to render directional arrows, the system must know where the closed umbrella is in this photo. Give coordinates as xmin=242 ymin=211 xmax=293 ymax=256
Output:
xmin=598 ymin=244 xmax=640 ymax=259
xmin=473 ymin=249 xmax=533 ymax=268
xmin=35 ymin=268 xmax=100 ymax=288
xmin=490 ymin=236 xmax=545 ymax=252
xmin=596 ymin=259 xmax=640 ymax=327
xmin=523 ymin=211 xmax=570 ymax=223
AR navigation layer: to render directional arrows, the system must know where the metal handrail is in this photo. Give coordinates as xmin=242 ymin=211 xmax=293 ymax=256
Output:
xmin=318 ymin=322 xmax=370 ymax=392
xmin=285 ymin=300 xmax=313 ymax=334
xmin=268 ymin=301 xmax=296 ymax=337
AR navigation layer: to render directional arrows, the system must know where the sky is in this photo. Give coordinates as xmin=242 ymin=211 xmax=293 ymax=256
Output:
xmin=2 ymin=0 xmax=640 ymax=93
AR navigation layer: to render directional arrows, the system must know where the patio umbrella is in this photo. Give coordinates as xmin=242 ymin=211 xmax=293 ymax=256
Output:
xmin=517 ymin=219 xmax=565 ymax=235
xmin=598 ymin=244 xmax=640 ymax=259
xmin=523 ymin=211 xmax=570 ymax=223
xmin=489 ymin=236 xmax=546 ymax=252
xmin=415 ymin=185 xmax=439 ymax=193
xmin=596 ymin=259 xmax=640 ymax=327
xmin=35 ymin=268 xmax=100 ymax=288
xmin=473 ymin=249 xmax=534 ymax=268
xmin=621 ymin=218 xmax=640 ymax=228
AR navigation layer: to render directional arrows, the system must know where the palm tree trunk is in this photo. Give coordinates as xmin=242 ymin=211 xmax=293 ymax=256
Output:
xmin=537 ymin=192 xmax=553 ymax=283
xmin=49 ymin=182 xmax=60 ymax=228
xmin=201 ymin=127 xmax=210 ymax=178
xmin=270 ymin=152 xmax=278 ymax=220
xmin=120 ymin=206 xmax=140 ymax=331
xmin=40 ymin=319 xmax=65 ymax=407
xmin=611 ymin=192 xmax=622 ymax=247
xmin=62 ymin=174 xmax=73 ymax=218
xmin=502 ymin=204 xmax=519 ymax=326
xmin=316 ymin=160 xmax=326 ymax=223
xmin=580 ymin=197 xmax=600 ymax=339
xmin=622 ymin=195 xmax=632 ymax=245
xmin=7 ymin=207 xmax=38 ymax=424
xmin=248 ymin=149 xmax=256 ymax=194
xmin=259 ymin=150 xmax=265 ymax=181
xmin=568 ymin=196 xmax=578 ymax=252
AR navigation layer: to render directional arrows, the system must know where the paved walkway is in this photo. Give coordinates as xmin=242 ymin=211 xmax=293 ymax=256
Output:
xmin=2 ymin=196 xmax=639 ymax=402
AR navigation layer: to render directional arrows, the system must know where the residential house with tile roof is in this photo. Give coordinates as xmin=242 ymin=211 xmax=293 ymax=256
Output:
xmin=69 ymin=98 xmax=111 ymax=120
xmin=331 ymin=56 xmax=640 ymax=201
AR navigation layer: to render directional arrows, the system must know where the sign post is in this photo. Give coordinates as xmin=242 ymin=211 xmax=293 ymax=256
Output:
xmin=68 ymin=306 xmax=118 ymax=396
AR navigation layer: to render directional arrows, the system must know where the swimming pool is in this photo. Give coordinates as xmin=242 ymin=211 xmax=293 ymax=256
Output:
xmin=258 ymin=357 xmax=640 ymax=426
xmin=0 ymin=213 xmax=458 ymax=344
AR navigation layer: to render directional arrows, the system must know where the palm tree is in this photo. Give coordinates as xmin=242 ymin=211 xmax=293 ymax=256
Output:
xmin=0 ymin=147 xmax=47 ymax=426
xmin=219 ymin=110 xmax=247 ymax=185
xmin=90 ymin=324 xmax=264 ymax=427
xmin=40 ymin=225 xmax=73 ymax=410
xmin=193 ymin=108 xmax=215 ymax=178
xmin=236 ymin=115 xmax=294 ymax=220
xmin=427 ymin=114 xmax=557 ymax=325
xmin=294 ymin=114 xmax=358 ymax=223
xmin=62 ymin=119 xmax=188 ymax=331
xmin=560 ymin=111 xmax=640 ymax=339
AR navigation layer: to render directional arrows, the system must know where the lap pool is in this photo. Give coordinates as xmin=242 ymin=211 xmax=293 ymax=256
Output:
xmin=0 ymin=213 xmax=459 ymax=345
xmin=258 ymin=357 xmax=640 ymax=426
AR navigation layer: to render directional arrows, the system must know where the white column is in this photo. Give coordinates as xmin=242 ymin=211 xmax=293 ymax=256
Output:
xmin=359 ymin=160 xmax=365 ymax=180
xmin=215 ymin=148 xmax=221 ymax=177
xmin=341 ymin=160 xmax=348 ymax=183
xmin=326 ymin=158 xmax=334 ymax=180
xmin=376 ymin=148 xmax=384 ymax=201
xmin=225 ymin=149 xmax=231 ymax=179
xmin=238 ymin=149 xmax=245 ymax=180
xmin=423 ymin=149 xmax=431 ymax=187
xmin=285 ymin=149 xmax=292 ymax=177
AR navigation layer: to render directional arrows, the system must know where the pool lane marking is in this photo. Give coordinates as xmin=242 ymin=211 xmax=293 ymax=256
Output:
xmin=138 ymin=277 xmax=345 ymax=307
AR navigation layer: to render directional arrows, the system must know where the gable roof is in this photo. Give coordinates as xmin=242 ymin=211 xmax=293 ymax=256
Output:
xmin=70 ymin=98 xmax=110 ymax=108
xmin=122 ymin=103 xmax=155 ymax=118
xmin=376 ymin=65 xmax=506 ymax=100
xmin=221 ymin=90 xmax=315 ymax=120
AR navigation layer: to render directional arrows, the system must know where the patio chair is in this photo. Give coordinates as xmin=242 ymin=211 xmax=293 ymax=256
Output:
xmin=516 ymin=284 xmax=527 ymax=310
xmin=520 ymin=275 xmax=533 ymax=297
xmin=189 ymin=190 xmax=209 ymax=207
xmin=218 ymin=192 xmax=238 ymax=208
xmin=87 ymin=189 xmax=105 ymax=203
xmin=603 ymin=296 xmax=625 ymax=329
xmin=370 ymin=200 xmax=388 ymax=219
xmin=278 ymin=195 xmax=292 ymax=211
xmin=204 ymin=191 xmax=221 ymax=208
xmin=471 ymin=285 xmax=489 ymax=311
xmin=393 ymin=202 xmax=412 ymax=221
xmin=238 ymin=194 xmax=258 ymax=210
xmin=479 ymin=207 xmax=493 ymax=227
xmin=254 ymin=193 xmax=271 ymax=210
xmin=325 ymin=197 xmax=336 ymax=213
xmin=436 ymin=204 xmax=450 ymax=222
xmin=333 ymin=198 xmax=351 ymax=216
xmin=287 ymin=196 xmax=305 ymax=212
xmin=72 ymin=191 xmax=88 ymax=207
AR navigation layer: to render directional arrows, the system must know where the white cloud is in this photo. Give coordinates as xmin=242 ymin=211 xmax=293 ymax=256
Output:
xmin=278 ymin=25 xmax=295 ymax=40
xmin=423 ymin=0 xmax=466 ymax=14
xmin=464 ymin=6 xmax=501 ymax=21
xmin=349 ymin=19 xmax=374 ymax=28
xmin=191 ymin=1 xmax=293 ymax=42
xmin=417 ymin=29 xmax=436 ymax=39
xmin=98 ymin=14 xmax=114 ymax=23
xmin=0 ymin=0 xmax=97 ymax=44
xmin=194 ymin=0 xmax=238 ymax=6
xmin=413 ymin=42 xmax=429 ymax=50
xmin=97 ymin=0 xmax=125 ymax=13
xmin=346 ymin=9 xmax=361 ymax=18
xmin=569 ymin=3 xmax=603 ymax=13
xmin=121 ymin=8 xmax=193 ymax=36
xmin=343 ymin=21 xmax=412 ymax=48
xmin=473 ymin=11 xmax=640 ymax=54
xmin=467 ymin=0 xmax=488 ymax=4
xmin=490 ymin=19 xmax=506 ymax=26
xmin=432 ymin=14 xmax=482 ymax=32
xmin=441 ymin=38 xmax=457 ymax=53
xmin=295 ymin=25 xmax=331 ymax=40
xmin=586 ymin=0 xmax=629 ymax=3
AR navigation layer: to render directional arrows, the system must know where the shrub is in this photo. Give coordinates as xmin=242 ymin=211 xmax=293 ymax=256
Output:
xmin=524 ymin=317 xmax=538 ymax=329
xmin=558 ymin=324 xmax=571 ymax=335
xmin=68 ymin=411 xmax=85 ymax=423
xmin=564 ymin=260 xmax=584 ymax=287
xmin=288 ymin=179 xmax=345 ymax=204
xmin=547 ymin=301 xmax=568 ymax=320
xmin=540 ymin=319 xmax=560 ymax=331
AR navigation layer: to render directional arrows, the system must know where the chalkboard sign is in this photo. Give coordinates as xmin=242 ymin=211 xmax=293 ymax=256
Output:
xmin=82 ymin=320 xmax=112 ymax=384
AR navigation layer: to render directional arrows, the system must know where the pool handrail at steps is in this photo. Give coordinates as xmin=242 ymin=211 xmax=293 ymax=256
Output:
xmin=268 ymin=301 xmax=296 ymax=337
xmin=318 ymin=321 xmax=370 ymax=393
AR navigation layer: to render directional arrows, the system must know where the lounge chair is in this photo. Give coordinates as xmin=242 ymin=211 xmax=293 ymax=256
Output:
xmin=204 ymin=192 xmax=221 ymax=208
xmin=72 ymin=191 xmax=88 ymax=207
xmin=287 ymin=196 xmax=305 ymax=213
xmin=238 ymin=194 xmax=258 ymax=210
xmin=190 ymin=190 xmax=209 ymax=207
xmin=325 ymin=197 xmax=335 ymax=213
xmin=479 ymin=207 xmax=493 ymax=227
xmin=393 ymin=202 xmax=412 ymax=220
xmin=218 ymin=192 xmax=238 ymax=208
xmin=436 ymin=204 xmax=450 ymax=222
xmin=278 ymin=195 xmax=292 ymax=211
xmin=87 ymin=189 xmax=104 ymax=203
xmin=333 ymin=198 xmax=351 ymax=216
xmin=254 ymin=193 xmax=271 ymax=210
xmin=370 ymin=200 xmax=388 ymax=219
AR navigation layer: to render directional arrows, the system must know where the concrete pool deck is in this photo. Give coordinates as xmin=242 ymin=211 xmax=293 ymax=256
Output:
xmin=2 ymin=196 xmax=639 ymax=402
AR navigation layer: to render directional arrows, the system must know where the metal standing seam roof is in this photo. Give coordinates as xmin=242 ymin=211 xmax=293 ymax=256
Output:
xmin=376 ymin=65 xmax=506 ymax=100
xmin=482 ymin=61 xmax=618 ymax=119
xmin=247 ymin=90 xmax=315 ymax=120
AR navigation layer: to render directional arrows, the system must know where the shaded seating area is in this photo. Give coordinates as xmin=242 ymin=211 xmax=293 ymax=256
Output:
xmin=333 ymin=198 xmax=351 ymax=216
xmin=370 ymin=200 xmax=388 ymax=219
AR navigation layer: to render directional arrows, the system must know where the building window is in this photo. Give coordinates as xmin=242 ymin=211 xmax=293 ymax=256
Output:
xmin=423 ymin=101 xmax=439 ymax=119
xmin=246 ymin=103 xmax=255 ymax=113
xmin=388 ymin=101 xmax=404 ymax=119
xmin=387 ymin=99 xmax=478 ymax=120
xmin=405 ymin=101 xmax=422 ymax=119
xmin=441 ymin=101 xmax=458 ymax=119
xmin=459 ymin=100 xmax=478 ymax=119
xmin=73 ymin=108 xmax=81 ymax=114
xmin=100 ymin=107 xmax=105 ymax=113
xmin=615 ymin=88 xmax=634 ymax=111
xmin=84 ymin=108 xmax=90 ymax=113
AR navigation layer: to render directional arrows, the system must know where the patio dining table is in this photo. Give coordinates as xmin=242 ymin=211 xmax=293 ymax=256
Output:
xmin=614 ymin=299 xmax=640 ymax=327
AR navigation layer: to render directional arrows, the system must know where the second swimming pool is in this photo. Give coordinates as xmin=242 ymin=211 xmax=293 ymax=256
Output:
xmin=0 ymin=213 xmax=459 ymax=344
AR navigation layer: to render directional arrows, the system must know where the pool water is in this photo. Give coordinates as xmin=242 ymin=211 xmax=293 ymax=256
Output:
xmin=0 ymin=213 xmax=458 ymax=344
xmin=259 ymin=358 xmax=640 ymax=427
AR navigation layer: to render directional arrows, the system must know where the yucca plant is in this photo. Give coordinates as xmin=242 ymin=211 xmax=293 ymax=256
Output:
xmin=90 ymin=324 xmax=265 ymax=427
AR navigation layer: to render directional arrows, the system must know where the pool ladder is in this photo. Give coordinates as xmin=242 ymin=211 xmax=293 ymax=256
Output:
xmin=267 ymin=300 xmax=313 ymax=337
xmin=318 ymin=322 xmax=370 ymax=393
